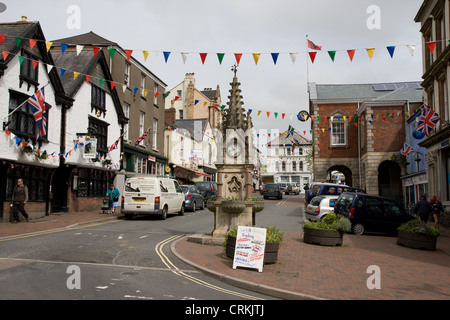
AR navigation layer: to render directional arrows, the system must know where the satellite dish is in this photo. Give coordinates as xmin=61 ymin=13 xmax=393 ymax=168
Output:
xmin=0 ymin=3 xmax=6 ymax=13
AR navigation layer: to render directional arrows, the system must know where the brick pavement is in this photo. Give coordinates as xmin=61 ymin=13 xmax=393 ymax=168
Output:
xmin=1 ymin=209 xmax=449 ymax=300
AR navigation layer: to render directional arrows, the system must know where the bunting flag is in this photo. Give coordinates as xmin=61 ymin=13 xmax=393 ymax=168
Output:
xmin=427 ymin=41 xmax=436 ymax=55
xmin=0 ymin=34 xmax=5 ymax=44
xmin=347 ymin=49 xmax=356 ymax=62
xmin=181 ymin=52 xmax=188 ymax=64
xmin=108 ymin=47 xmax=116 ymax=58
xmin=235 ymin=53 xmax=243 ymax=65
xmin=289 ymin=52 xmax=298 ymax=64
xmin=125 ymin=49 xmax=133 ymax=61
xmin=252 ymin=53 xmax=261 ymax=65
xmin=76 ymin=45 xmax=84 ymax=56
xmin=366 ymin=48 xmax=375 ymax=60
xmin=93 ymin=46 xmax=100 ymax=57
xmin=400 ymin=142 xmax=415 ymax=156
xmin=271 ymin=53 xmax=279 ymax=65
xmin=386 ymin=46 xmax=396 ymax=58
xmin=200 ymin=53 xmax=208 ymax=64
xmin=135 ymin=128 xmax=151 ymax=147
xmin=309 ymin=52 xmax=317 ymax=63
xmin=143 ymin=50 xmax=150 ymax=62
xmin=61 ymin=43 xmax=68 ymax=55
xmin=29 ymin=39 xmax=37 ymax=50
xmin=163 ymin=51 xmax=171 ymax=63
xmin=46 ymin=41 xmax=53 ymax=52
xmin=328 ymin=50 xmax=336 ymax=62
xmin=217 ymin=53 xmax=225 ymax=65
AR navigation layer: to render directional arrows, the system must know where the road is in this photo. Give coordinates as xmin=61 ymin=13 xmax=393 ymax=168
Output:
xmin=0 ymin=194 xmax=304 ymax=300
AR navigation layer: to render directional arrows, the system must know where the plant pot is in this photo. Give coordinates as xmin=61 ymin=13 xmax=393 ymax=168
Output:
xmin=397 ymin=230 xmax=437 ymax=251
xmin=222 ymin=201 xmax=246 ymax=214
xmin=252 ymin=201 xmax=265 ymax=213
xmin=206 ymin=200 xmax=216 ymax=213
xmin=225 ymin=235 xmax=279 ymax=264
xmin=303 ymin=226 xmax=343 ymax=246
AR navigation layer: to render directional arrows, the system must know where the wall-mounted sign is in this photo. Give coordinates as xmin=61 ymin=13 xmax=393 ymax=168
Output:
xmin=82 ymin=137 xmax=97 ymax=159
xmin=232 ymin=226 xmax=266 ymax=273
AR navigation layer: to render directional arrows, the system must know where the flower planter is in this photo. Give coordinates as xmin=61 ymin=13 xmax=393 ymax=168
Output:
xmin=303 ymin=227 xmax=343 ymax=246
xmin=252 ymin=201 xmax=265 ymax=213
xmin=397 ymin=230 xmax=437 ymax=251
xmin=206 ymin=200 xmax=216 ymax=213
xmin=225 ymin=235 xmax=279 ymax=264
xmin=222 ymin=201 xmax=246 ymax=214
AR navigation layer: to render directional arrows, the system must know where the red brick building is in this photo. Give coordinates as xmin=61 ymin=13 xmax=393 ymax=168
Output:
xmin=309 ymin=82 xmax=423 ymax=202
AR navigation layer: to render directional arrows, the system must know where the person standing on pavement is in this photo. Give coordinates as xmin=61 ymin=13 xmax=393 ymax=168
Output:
xmin=11 ymin=178 xmax=29 ymax=223
xmin=414 ymin=195 xmax=432 ymax=223
xmin=430 ymin=195 xmax=444 ymax=229
xmin=106 ymin=184 xmax=120 ymax=214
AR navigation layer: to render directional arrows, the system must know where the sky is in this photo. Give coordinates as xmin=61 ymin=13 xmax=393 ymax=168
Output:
xmin=0 ymin=0 xmax=424 ymax=144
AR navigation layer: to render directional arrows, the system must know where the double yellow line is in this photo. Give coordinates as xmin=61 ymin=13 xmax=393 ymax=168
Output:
xmin=155 ymin=235 xmax=265 ymax=300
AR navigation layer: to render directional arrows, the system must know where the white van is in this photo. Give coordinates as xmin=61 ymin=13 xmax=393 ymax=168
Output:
xmin=121 ymin=176 xmax=185 ymax=220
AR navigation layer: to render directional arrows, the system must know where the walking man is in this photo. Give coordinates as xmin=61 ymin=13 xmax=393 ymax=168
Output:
xmin=12 ymin=178 xmax=29 ymax=223
xmin=414 ymin=195 xmax=432 ymax=223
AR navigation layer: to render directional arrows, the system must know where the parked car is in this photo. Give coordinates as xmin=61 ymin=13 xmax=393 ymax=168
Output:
xmin=181 ymin=185 xmax=205 ymax=211
xmin=196 ymin=186 xmax=207 ymax=204
xmin=194 ymin=181 xmax=217 ymax=201
xmin=122 ymin=176 xmax=185 ymax=220
xmin=278 ymin=182 xmax=288 ymax=193
xmin=285 ymin=183 xmax=300 ymax=195
xmin=305 ymin=195 xmax=339 ymax=222
xmin=262 ymin=183 xmax=283 ymax=200
xmin=305 ymin=182 xmax=365 ymax=204
xmin=334 ymin=192 xmax=415 ymax=235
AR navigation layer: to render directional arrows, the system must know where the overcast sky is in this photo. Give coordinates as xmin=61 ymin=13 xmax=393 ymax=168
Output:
xmin=1 ymin=0 xmax=424 ymax=144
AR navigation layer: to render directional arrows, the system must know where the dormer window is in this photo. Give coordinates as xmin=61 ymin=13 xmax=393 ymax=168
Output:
xmin=19 ymin=50 xmax=39 ymax=91
xmin=91 ymin=85 xmax=106 ymax=117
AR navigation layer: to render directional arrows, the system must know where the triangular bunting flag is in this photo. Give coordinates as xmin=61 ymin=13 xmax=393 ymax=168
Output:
xmin=289 ymin=52 xmax=298 ymax=64
xmin=407 ymin=45 xmax=415 ymax=56
xmin=366 ymin=48 xmax=375 ymax=60
xmin=93 ymin=47 xmax=101 ymax=57
xmin=252 ymin=53 xmax=260 ymax=65
xmin=61 ymin=43 xmax=68 ymax=55
xmin=155 ymin=92 xmax=161 ymax=99
xmin=14 ymin=37 xmax=22 ymax=48
xmin=427 ymin=41 xmax=436 ymax=55
xmin=76 ymin=45 xmax=84 ymax=56
xmin=143 ymin=50 xmax=150 ymax=62
xmin=181 ymin=52 xmax=188 ymax=64
xmin=234 ymin=53 xmax=242 ymax=65
xmin=46 ymin=41 xmax=53 ymax=52
xmin=266 ymin=112 xmax=270 ymax=118
xmin=194 ymin=100 xmax=199 ymax=106
xmin=386 ymin=46 xmax=395 ymax=58
xmin=18 ymin=56 xmax=24 ymax=65
xmin=60 ymin=68 xmax=66 ymax=77
xmin=108 ymin=47 xmax=116 ymax=58
xmin=110 ymin=82 xmax=116 ymax=90
xmin=347 ymin=49 xmax=356 ymax=62
xmin=163 ymin=51 xmax=171 ymax=63
xmin=99 ymin=78 xmax=105 ymax=87
xmin=257 ymin=111 xmax=262 ymax=116
xmin=134 ymin=87 xmax=139 ymax=95
xmin=200 ymin=53 xmax=208 ymax=64
xmin=308 ymin=52 xmax=317 ymax=63
xmin=32 ymin=60 xmax=38 ymax=69
xmin=0 ymin=34 xmax=5 ymax=45
xmin=74 ymin=72 xmax=79 ymax=80
xmin=29 ymin=39 xmax=37 ymax=50
xmin=144 ymin=89 xmax=149 ymax=97
xmin=271 ymin=53 xmax=279 ymax=65
xmin=125 ymin=49 xmax=133 ymax=61
xmin=327 ymin=50 xmax=336 ymax=62
xmin=217 ymin=53 xmax=225 ymax=65
xmin=2 ymin=51 xmax=8 ymax=61
xmin=85 ymin=75 xmax=91 ymax=83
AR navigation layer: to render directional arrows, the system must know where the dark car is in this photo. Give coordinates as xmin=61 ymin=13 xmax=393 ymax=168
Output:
xmin=334 ymin=192 xmax=415 ymax=235
xmin=181 ymin=185 xmax=205 ymax=211
xmin=305 ymin=182 xmax=365 ymax=204
xmin=194 ymin=181 xmax=217 ymax=201
xmin=262 ymin=183 xmax=282 ymax=200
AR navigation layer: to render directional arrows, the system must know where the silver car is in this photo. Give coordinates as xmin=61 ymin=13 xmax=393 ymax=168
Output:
xmin=305 ymin=195 xmax=339 ymax=222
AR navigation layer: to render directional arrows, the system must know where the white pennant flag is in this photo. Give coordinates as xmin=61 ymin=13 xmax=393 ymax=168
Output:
xmin=289 ymin=52 xmax=298 ymax=64
xmin=122 ymin=85 xmax=127 ymax=93
xmin=406 ymin=45 xmax=415 ymax=56
xmin=181 ymin=52 xmax=189 ymax=64
xmin=76 ymin=45 xmax=84 ymax=56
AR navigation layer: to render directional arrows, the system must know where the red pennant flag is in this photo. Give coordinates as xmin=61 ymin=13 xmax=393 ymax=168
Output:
xmin=303 ymin=131 xmax=306 ymax=135
xmin=2 ymin=51 xmax=8 ymax=60
xmin=266 ymin=111 xmax=270 ymax=118
xmin=282 ymin=113 xmax=285 ymax=119
xmin=29 ymin=39 xmax=37 ymax=50
xmin=174 ymin=96 xmax=180 ymax=101
xmin=308 ymin=52 xmax=317 ymax=63
xmin=85 ymin=75 xmax=91 ymax=83
xmin=125 ymin=49 xmax=133 ymax=61
xmin=427 ymin=41 xmax=436 ymax=55
xmin=347 ymin=49 xmax=356 ymax=62
xmin=235 ymin=53 xmax=243 ymax=65
xmin=93 ymin=47 xmax=100 ymax=57
xmin=32 ymin=60 xmax=38 ymax=69
xmin=155 ymin=92 xmax=160 ymax=99
xmin=110 ymin=82 xmax=116 ymax=90
xmin=0 ymin=34 xmax=5 ymax=45
xmin=199 ymin=53 xmax=208 ymax=64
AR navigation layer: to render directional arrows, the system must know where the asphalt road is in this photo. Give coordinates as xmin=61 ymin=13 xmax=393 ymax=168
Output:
xmin=0 ymin=194 xmax=304 ymax=301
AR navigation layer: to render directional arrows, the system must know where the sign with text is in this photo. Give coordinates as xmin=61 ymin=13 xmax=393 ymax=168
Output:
xmin=232 ymin=226 xmax=267 ymax=272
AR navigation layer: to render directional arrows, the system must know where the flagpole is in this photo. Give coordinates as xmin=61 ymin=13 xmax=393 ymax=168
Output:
xmin=306 ymin=35 xmax=310 ymax=95
xmin=2 ymin=81 xmax=51 ymax=130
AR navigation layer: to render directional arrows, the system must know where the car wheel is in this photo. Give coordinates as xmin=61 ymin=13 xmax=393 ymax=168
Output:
xmin=264 ymin=196 xmax=267 ymax=200
xmin=161 ymin=206 xmax=168 ymax=220
xmin=178 ymin=204 xmax=185 ymax=216
xmin=201 ymin=201 xmax=205 ymax=210
xmin=352 ymin=223 xmax=365 ymax=235
xmin=192 ymin=202 xmax=196 ymax=212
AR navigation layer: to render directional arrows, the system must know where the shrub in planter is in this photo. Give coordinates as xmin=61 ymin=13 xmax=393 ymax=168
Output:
xmin=303 ymin=213 xmax=351 ymax=246
xmin=225 ymin=226 xmax=284 ymax=264
xmin=397 ymin=219 xmax=440 ymax=251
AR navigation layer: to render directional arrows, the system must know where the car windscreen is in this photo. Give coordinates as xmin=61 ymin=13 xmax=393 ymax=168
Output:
xmin=337 ymin=194 xmax=355 ymax=209
xmin=265 ymin=184 xmax=278 ymax=189
xmin=181 ymin=186 xmax=189 ymax=193
xmin=310 ymin=197 xmax=324 ymax=206
xmin=125 ymin=180 xmax=155 ymax=193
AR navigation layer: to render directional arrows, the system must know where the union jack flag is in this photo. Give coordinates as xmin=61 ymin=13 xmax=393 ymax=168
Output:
xmin=135 ymin=128 xmax=150 ymax=147
xmin=400 ymin=142 xmax=415 ymax=156
xmin=27 ymin=87 xmax=46 ymax=140
xmin=416 ymin=105 xmax=440 ymax=137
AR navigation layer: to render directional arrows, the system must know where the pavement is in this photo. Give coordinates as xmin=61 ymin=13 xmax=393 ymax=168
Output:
xmin=1 ymin=209 xmax=449 ymax=300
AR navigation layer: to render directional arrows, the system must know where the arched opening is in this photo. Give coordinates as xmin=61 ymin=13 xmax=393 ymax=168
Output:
xmin=327 ymin=165 xmax=353 ymax=187
xmin=378 ymin=160 xmax=402 ymax=203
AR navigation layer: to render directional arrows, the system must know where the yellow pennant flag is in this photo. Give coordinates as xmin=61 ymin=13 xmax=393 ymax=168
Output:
xmin=366 ymin=48 xmax=375 ymax=60
xmin=46 ymin=41 xmax=53 ymax=52
xmin=143 ymin=51 xmax=150 ymax=62
xmin=343 ymin=116 xmax=346 ymax=121
xmin=73 ymin=72 xmax=79 ymax=80
xmin=203 ymin=101 xmax=208 ymax=107
xmin=257 ymin=110 xmax=262 ymax=116
xmin=322 ymin=128 xmax=325 ymax=133
xmin=144 ymin=89 xmax=149 ymax=97
xmin=252 ymin=53 xmax=261 ymax=65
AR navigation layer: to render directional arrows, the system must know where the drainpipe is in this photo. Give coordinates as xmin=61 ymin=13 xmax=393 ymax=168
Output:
xmin=358 ymin=102 xmax=361 ymax=189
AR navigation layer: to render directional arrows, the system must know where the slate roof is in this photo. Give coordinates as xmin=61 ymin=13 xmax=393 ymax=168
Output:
xmin=309 ymin=82 xmax=423 ymax=103
xmin=52 ymin=31 xmax=118 ymax=46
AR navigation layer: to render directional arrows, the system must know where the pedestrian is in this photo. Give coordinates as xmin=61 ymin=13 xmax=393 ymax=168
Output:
xmin=430 ymin=195 xmax=444 ymax=229
xmin=303 ymin=183 xmax=309 ymax=192
xmin=11 ymin=178 xmax=29 ymax=223
xmin=414 ymin=195 xmax=432 ymax=223
xmin=106 ymin=184 xmax=120 ymax=214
